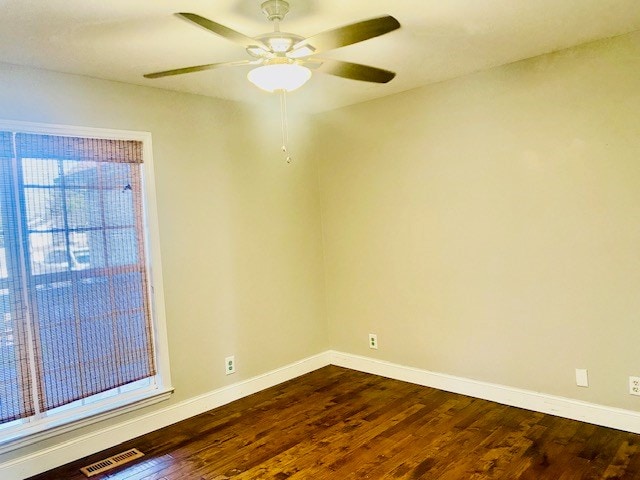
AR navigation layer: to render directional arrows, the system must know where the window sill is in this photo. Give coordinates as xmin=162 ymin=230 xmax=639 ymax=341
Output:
xmin=0 ymin=387 xmax=174 ymax=455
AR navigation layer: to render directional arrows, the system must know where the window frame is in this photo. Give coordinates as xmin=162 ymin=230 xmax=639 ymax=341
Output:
xmin=0 ymin=119 xmax=173 ymax=454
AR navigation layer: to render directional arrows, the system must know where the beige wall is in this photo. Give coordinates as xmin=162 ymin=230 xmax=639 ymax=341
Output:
xmin=315 ymin=31 xmax=640 ymax=410
xmin=0 ymin=63 xmax=328 ymax=461
xmin=1 ymin=26 xmax=639 ymax=467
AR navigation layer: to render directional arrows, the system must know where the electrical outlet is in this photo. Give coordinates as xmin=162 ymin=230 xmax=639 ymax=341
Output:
xmin=630 ymin=376 xmax=640 ymax=396
xmin=368 ymin=333 xmax=378 ymax=350
xmin=225 ymin=356 xmax=235 ymax=375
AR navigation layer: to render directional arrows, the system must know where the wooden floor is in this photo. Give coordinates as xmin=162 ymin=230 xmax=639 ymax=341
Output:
xmin=30 ymin=366 xmax=640 ymax=479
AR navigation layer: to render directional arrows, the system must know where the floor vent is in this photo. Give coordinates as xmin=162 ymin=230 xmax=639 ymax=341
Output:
xmin=79 ymin=448 xmax=144 ymax=477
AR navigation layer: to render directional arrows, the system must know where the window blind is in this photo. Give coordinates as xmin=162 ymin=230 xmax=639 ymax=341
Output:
xmin=0 ymin=132 xmax=156 ymax=424
xmin=0 ymin=131 xmax=34 ymax=423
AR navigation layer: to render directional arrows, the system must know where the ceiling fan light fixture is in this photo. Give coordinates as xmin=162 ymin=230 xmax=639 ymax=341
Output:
xmin=247 ymin=63 xmax=311 ymax=92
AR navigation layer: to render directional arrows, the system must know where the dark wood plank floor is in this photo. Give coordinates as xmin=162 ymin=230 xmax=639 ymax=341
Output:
xmin=29 ymin=366 xmax=640 ymax=479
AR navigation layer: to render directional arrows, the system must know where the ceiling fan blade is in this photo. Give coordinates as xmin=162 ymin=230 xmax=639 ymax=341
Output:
xmin=309 ymin=59 xmax=396 ymax=84
xmin=177 ymin=12 xmax=269 ymax=51
xmin=291 ymin=15 xmax=400 ymax=56
xmin=144 ymin=60 xmax=258 ymax=79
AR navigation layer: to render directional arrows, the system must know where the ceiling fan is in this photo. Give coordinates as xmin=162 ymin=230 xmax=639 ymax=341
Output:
xmin=144 ymin=0 xmax=401 ymax=92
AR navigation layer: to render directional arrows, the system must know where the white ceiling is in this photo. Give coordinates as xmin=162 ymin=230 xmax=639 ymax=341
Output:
xmin=1 ymin=0 xmax=639 ymax=112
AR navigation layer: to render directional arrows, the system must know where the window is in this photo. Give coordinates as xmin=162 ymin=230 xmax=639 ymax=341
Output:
xmin=0 ymin=123 xmax=171 ymax=451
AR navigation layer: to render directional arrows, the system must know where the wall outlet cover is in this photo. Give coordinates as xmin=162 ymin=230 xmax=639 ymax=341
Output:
xmin=225 ymin=356 xmax=236 ymax=375
xmin=630 ymin=376 xmax=640 ymax=396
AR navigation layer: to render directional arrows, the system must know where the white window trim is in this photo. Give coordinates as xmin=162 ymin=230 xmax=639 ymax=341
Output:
xmin=0 ymin=119 xmax=173 ymax=454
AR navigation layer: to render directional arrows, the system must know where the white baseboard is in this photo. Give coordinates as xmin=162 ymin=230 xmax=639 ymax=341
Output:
xmin=4 ymin=350 xmax=640 ymax=479
xmin=0 ymin=351 xmax=331 ymax=480
xmin=329 ymin=350 xmax=640 ymax=435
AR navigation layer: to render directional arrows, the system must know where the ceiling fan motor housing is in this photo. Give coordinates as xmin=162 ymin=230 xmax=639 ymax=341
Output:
xmin=261 ymin=0 xmax=290 ymax=22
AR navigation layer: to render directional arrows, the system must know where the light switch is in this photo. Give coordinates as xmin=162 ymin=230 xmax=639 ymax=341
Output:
xmin=575 ymin=368 xmax=589 ymax=387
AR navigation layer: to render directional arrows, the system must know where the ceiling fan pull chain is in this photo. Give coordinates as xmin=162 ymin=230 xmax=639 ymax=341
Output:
xmin=280 ymin=89 xmax=293 ymax=163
